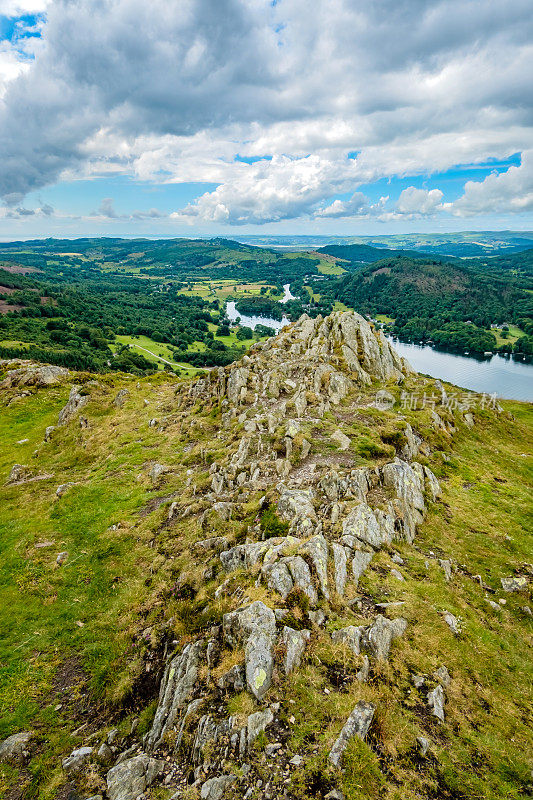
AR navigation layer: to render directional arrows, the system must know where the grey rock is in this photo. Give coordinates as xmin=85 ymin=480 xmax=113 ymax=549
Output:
xmin=114 ymin=389 xmax=130 ymax=408
xmin=308 ymin=608 xmax=326 ymax=627
xmin=328 ymin=701 xmax=375 ymax=767
xmin=390 ymin=568 xmax=404 ymax=581
xmin=280 ymin=626 xmax=310 ymax=674
xmin=263 ymin=560 xmax=294 ymax=599
xmin=277 ymin=488 xmax=316 ymax=523
xmin=44 ymin=425 xmax=55 ymax=441
xmin=194 ymin=536 xmax=230 ymax=554
xmin=106 ymin=754 xmax=162 ymax=800
xmin=62 ymin=746 xmax=93 ymax=776
xmin=423 ymin=466 xmax=442 ymax=501
xmin=361 ymin=615 xmax=407 ymax=661
xmin=443 ymin=611 xmax=460 ymax=635
xmin=439 ymin=559 xmax=453 ymax=581
xmin=325 ymin=791 xmax=345 ymax=800
xmin=145 ymin=639 xmax=204 ymax=752
xmin=417 ymin=736 xmax=430 ymax=756
xmin=217 ymin=664 xmax=245 ymax=693
xmin=227 ymin=366 xmax=249 ymax=405
xmin=427 ymin=685 xmax=445 ymax=722
xmin=223 ymin=601 xmax=276 ymax=701
xmin=56 ymin=482 xmax=75 ymax=497
xmin=247 ymin=708 xmax=274 ymax=749
xmin=300 ymin=534 xmax=329 ymax=599
xmin=96 ymin=742 xmax=114 ymax=765
xmin=391 ymin=552 xmax=404 ymax=565
xmin=351 ymin=550 xmax=373 ymax=584
xmin=0 ymin=364 xmax=68 ymax=388
xmin=149 ymin=463 xmax=167 ymax=483
xmin=58 ymin=386 xmax=89 ymax=426
xmin=0 ymin=731 xmax=32 ymax=765
xmin=343 ymin=503 xmax=386 ymax=549
xmin=501 ymin=576 xmax=528 ymax=592
xmin=356 ymin=655 xmax=370 ymax=683
xmin=331 ymin=626 xmax=363 ymax=655
xmin=412 ymin=674 xmax=425 ymax=688
xmin=332 ymin=542 xmax=348 ymax=597
xmin=382 ymin=459 xmax=425 ymax=515
xmin=200 ymin=775 xmax=236 ymax=800
xmin=434 ymin=666 xmax=451 ymax=687
xmin=284 ymin=555 xmax=318 ymax=606
xmin=331 ymin=429 xmax=351 ymax=451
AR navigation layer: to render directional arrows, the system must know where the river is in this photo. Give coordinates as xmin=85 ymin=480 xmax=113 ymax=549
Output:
xmin=225 ymin=294 xmax=533 ymax=401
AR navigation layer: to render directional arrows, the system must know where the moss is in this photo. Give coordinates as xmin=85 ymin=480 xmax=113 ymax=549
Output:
xmin=260 ymin=505 xmax=290 ymax=539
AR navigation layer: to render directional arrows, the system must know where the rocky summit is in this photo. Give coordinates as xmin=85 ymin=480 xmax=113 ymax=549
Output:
xmin=0 ymin=310 xmax=531 ymax=800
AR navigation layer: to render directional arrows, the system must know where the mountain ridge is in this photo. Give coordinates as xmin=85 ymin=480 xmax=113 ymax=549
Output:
xmin=0 ymin=310 xmax=531 ymax=800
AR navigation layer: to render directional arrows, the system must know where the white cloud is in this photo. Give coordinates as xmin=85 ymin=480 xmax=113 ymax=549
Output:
xmin=451 ymin=151 xmax=533 ymax=216
xmin=172 ymin=154 xmax=360 ymax=224
xmin=0 ymin=0 xmax=531 ymax=225
xmin=396 ymin=186 xmax=444 ymax=215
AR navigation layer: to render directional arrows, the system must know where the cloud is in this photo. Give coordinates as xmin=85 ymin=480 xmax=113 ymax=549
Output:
xmin=97 ymin=197 xmax=119 ymax=218
xmin=396 ymin=187 xmax=444 ymax=215
xmin=316 ymin=193 xmax=369 ymax=219
xmin=172 ymin=154 xmax=361 ymax=225
xmin=0 ymin=0 xmax=532 ymax=225
xmin=451 ymin=151 xmax=533 ymax=216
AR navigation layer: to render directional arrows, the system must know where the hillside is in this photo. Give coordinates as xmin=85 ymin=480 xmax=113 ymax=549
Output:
xmin=0 ymin=310 xmax=531 ymax=800
xmin=329 ymin=257 xmax=533 ymax=355
xmin=317 ymin=244 xmax=439 ymax=265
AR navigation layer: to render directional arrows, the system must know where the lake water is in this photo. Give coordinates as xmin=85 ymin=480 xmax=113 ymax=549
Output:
xmin=226 ymin=283 xmax=294 ymax=332
xmin=388 ymin=338 xmax=533 ymax=402
xmin=225 ymin=294 xmax=533 ymax=402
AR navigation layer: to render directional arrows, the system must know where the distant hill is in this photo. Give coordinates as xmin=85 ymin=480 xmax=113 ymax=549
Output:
xmin=317 ymin=243 xmax=441 ymax=265
xmin=331 ymin=256 xmax=533 ymax=354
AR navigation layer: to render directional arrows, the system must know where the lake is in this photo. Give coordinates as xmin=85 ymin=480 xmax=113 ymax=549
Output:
xmin=224 ymin=296 xmax=533 ymax=402
xmin=387 ymin=338 xmax=533 ymax=402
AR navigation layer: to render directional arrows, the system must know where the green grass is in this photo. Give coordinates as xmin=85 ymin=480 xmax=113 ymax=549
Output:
xmin=0 ymin=363 xmax=531 ymax=800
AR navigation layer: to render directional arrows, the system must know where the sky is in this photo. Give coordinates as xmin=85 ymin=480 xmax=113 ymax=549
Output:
xmin=0 ymin=0 xmax=532 ymax=239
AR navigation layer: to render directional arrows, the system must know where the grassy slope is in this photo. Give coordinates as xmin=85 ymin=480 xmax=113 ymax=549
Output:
xmin=0 ymin=366 xmax=531 ymax=799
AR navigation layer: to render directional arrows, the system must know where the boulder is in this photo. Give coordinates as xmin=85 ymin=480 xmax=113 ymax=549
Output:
xmin=57 ymin=386 xmax=89 ymax=426
xmin=277 ymin=488 xmax=316 ymax=523
xmin=280 ymin=626 xmax=311 ymax=674
xmin=300 ymin=534 xmax=329 ymax=599
xmin=332 ymin=542 xmax=348 ymax=596
xmin=113 ymin=388 xmax=129 ymax=408
xmin=0 ymin=365 xmax=68 ymax=388
xmin=0 ymin=731 xmax=32 ymax=765
xmin=501 ymin=576 xmax=528 ymax=592
xmin=200 ymin=775 xmax=237 ymax=800
xmin=62 ymin=746 xmax=93 ymax=777
xmin=223 ymin=601 xmax=276 ymax=701
xmin=342 ymin=503 xmax=386 ymax=549
xmin=284 ymin=555 xmax=318 ymax=605
xmin=246 ymin=707 xmax=274 ymax=749
xmin=106 ymin=754 xmax=162 ymax=800
xmin=328 ymin=701 xmax=375 ymax=767
xmin=331 ymin=429 xmax=351 ymax=451
xmin=427 ymin=685 xmax=445 ymax=722
xmin=351 ymin=550 xmax=373 ymax=583
xmin=145 ymin=640 xmax=204 ymax=752
xmin=382 ymin=459 xmax=425 ymax=514
xmin=217 ymin=664 xmax=245 ymax=693
xmin=331 ymin=626 xmax=363 ymax=655
xmin=361 ymin=615 xmax=407 ymax=661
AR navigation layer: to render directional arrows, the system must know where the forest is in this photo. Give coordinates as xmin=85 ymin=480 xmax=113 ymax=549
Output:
xmin=0 ymin=239 xmax=532 ymax=369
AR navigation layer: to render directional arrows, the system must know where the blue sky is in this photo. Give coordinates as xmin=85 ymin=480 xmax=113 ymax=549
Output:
xmin=1 ymin=1 xmax=532 ymax=238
